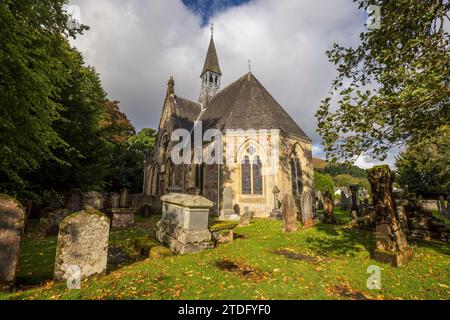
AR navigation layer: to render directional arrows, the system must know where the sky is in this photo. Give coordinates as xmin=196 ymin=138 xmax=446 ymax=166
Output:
xmin=68 ymin=0 xmax=399 ymax=168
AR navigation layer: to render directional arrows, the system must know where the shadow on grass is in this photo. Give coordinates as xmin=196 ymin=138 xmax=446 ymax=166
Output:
xmin=410 ymin=239 xmax=450 ymax=256
xmin=305 ymin=222 xmax=376 ymax=258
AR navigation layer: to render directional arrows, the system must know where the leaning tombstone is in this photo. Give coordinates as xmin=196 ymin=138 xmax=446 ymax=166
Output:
xmin=54 ymin=210 xmax=110 ymax=282
xmin=368 ymin=165 xmax=413 ymax=267
xmin=281 ymin=194 xmax=297 ymax=233
xmin=0 ymin=195 xmax=26 ymax=291
xmin=66 ymin=189 xmax=83 ymax=212
xmin=83 ymin=191 xmax=103 ymax=210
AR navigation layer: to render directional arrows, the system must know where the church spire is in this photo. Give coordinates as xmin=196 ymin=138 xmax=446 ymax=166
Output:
xmin=199 ymin=24 xmax=222 ymax=106
xmin=200 ymin=24 xmax=222 ymax=77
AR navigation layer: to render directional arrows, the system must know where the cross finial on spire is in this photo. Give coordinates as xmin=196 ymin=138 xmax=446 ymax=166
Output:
xmin=210 ymin=23 xmax=214 ymax=38
xmin=248 ymin=59 xmax=252 ymax=73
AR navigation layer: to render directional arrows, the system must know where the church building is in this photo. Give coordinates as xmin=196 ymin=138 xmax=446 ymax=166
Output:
xmin=143 ymin=28 xmax=314 ymax=225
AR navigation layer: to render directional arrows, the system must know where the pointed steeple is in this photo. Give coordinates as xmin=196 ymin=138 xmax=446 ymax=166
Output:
xmin=200 ymin=25 xmax=222 ymax=77
xmin=199 ymin=24 xmax=222 ymax=106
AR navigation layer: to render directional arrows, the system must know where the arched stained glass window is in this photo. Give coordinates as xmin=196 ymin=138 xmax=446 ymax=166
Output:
xmin=290 ymin=158 xmax=297 ymax=194
xmin=290 ymin=155 xmax=303 ymax=195
xmin=296 ymin=159 xmax=303 ymax=192
xmin=241 ymin=156 xmax=251 ymax=194
xmin=253 ymin=156 xmax=263 ymax=195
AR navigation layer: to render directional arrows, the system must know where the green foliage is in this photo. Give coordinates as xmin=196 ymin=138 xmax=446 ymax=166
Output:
xmin=105 ymin=128 xmax=156 ymax=193
xmin=332 ymin=174 xmax=370 ymax=191
xmin=316 ymin=0 xmax=450 ymax=162
xmin=318 ymin=162 xmax=367 ymax=178
xmin=0 ymin=0 xmax=88 ymax=196
xmin=314 ymin=171 xmax=335 ymax=194
xmin=396 ymin=125 xmax=450 ymax=197
xmin=27 ymin=47 xmax=112 ymax=195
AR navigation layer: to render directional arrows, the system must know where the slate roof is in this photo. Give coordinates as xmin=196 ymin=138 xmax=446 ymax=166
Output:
xmin=198 ymin=72 xmax=310 ymax=140
xmin=173 ymin=96 xmax=202 ymax=131
xmin=201 ymin=36 xmax=222 ymax=76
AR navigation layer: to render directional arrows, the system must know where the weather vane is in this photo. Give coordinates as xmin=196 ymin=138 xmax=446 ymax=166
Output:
xmin=210 ymin=23 xmax=214 ymax=37
xmin=248 ymin=59 xmax=252 ymax=73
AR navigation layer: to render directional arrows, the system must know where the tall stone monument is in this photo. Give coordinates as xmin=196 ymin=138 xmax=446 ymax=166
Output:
xmin=368 ymin=165 xmax=413 ymax=267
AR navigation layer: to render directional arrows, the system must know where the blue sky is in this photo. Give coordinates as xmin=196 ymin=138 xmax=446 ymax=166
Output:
xmin=182 ymin=0 xmax=252 ymax=25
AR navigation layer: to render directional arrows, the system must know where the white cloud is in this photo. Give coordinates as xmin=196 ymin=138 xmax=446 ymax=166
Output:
xmin=69 ymin=0 xmax=367 ymax=146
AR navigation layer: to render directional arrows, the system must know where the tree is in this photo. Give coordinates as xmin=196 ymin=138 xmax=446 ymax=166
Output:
xmin=396 ymin=125 xmax=450 ymax=197
xmin=101 ymin=100 xmax=136 ymax=145
xmin=314 ymin=171 xmax=335 ymax=194
xmin=316 ymin=0 xmax=449 ymax=162
xmin=332 ymin=174 xmax=357 ymax=188
xmin=0 ymin=0 xmax=88 ymax=197
xmin=27 ymin=45 xmax=113 ymax=197
xmin=105 ymin=128 xmax=156 ymax=193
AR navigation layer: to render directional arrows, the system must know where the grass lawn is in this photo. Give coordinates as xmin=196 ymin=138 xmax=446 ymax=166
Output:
xmin=1 ymin=210 xmax=449 ymax=300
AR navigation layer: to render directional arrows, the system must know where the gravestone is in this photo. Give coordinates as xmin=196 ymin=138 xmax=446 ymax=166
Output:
xmin=368 ymin=165 xmax=413 ymax=267
xmin=106 ymin=208 xmax=135 ymax=229
xmin=349 ymin=184 xmax=360 ymax=217
xmin=239 ymin=207 xmax=253 ymax=226
xmin=300 ymin=191 xmax=314 ymax=227
xmin=156 ymin=193 xmax=214 ymax=254
xmin=54 ymin=210 xmax=110 ymax=282
xmin=119 ymin=188 xmax=129 ymax=208
xmin=270 ymin=185 xmax=282 ymax=219
xmin=66 ymin=189 xmax=83 ymax=212
xmin=0 ymin=195 xmax=26 ymax=291
xmin=322 ymin=191 xmax=336 ymax=224
xmin=281 ymin=194 xmax=297 ymax=233
xmin=83 ymin=191 xmax=103 ymax=210
xmin=219 ymin=187 xmax=239 ymax=221
xmin=438 ymin=195 xmax=447 ymax=216
xmin=45 ymin=208 xmax=72 ymax=236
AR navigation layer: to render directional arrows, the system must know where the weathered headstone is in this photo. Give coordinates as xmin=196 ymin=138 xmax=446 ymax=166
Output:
xmin=322 ymin=191 xmax=336 ymax=224
xmin=83 ymin=191 xmax=103 ymax=210
xmin=119 ymin=188 xmax=129 ymax=208
xmin=219 ymin=187 xmax=239 ymax=221
xmin=54 ymin=210 xmax=110 ymax=282
xmin=300 ymin=191 xmax=314 ymax=227
xmin=368 ymin=165 xmax=413 ymax=267
xmin=45 ymin=208 xmax=72 ymax=236
xmin=270 ymin=185 xmax=282 ymax=219
xmin=106 ymin=208 xmax=135 ymax=229
xmin=281 ymin=194 xmax=297 ymax=232
xmin=66 ymin=189 xmax=83 ymax=212
xmin=349 ymin=184 xmax=360 ymax=217
xmin=239 ymin=207 xmax=253 ymax=226
xmin=0 ymin=195 xmax=25 ymax=291
xmin=156 ymin=193 xmax=214 ymax=254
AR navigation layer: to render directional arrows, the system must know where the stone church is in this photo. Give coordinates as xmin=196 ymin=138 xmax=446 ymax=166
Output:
xmin=143 ymin=29 xmax=314 ymax=225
